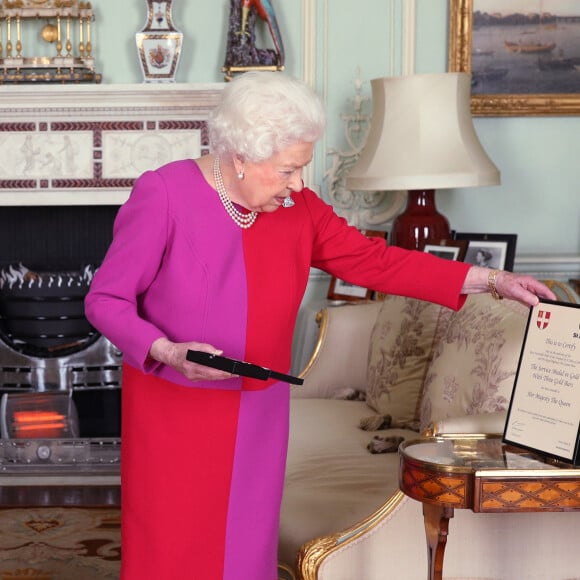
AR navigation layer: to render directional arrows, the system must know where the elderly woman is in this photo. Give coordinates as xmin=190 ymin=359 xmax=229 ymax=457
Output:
xmin=85 ymin=71 xmax=555 ymax=580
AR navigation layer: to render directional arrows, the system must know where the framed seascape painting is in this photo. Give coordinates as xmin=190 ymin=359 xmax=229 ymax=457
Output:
xmin=327 ymin=230 xmax=387 ymax=302
xmin=449 ymin=0 xmax=580 ymax=116
xmin=454 ymin=232 xmax=517 ymax=271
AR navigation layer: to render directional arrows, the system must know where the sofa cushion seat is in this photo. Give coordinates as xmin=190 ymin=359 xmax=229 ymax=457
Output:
xmin=278 ymin=398 xmax=418 ymax=566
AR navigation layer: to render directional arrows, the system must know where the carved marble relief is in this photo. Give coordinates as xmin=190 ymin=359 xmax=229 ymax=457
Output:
xmin=1 ymin=132 xmax=93 ymax=180
xmin=0 ymin=85 xmax=223 ymax=204
xmin=102 ymin=130 xmax=201 ymax=179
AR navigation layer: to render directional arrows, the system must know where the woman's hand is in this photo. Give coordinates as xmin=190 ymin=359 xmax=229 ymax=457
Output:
xmin=149 ymin=337 xmax=234 ymax=381
xmin=461 ymin=266 xmax=557 ymax=307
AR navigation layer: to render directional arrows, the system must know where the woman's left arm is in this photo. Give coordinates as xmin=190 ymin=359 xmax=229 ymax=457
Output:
xmin=461 ymin=266 xmax=557 ymax=307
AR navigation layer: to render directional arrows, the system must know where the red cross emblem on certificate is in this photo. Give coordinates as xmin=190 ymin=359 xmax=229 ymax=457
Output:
xmin=537 ymin=310 xmax=551 ymax=330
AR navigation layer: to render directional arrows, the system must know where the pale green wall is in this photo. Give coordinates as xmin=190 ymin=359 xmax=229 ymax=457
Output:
xmin=93 ymin=1 xmax=302 ymax=84
xmin=415 ymin=0 xmax=579 ymax=255
xmin=82 ymin=1 xmax=580 ymax=255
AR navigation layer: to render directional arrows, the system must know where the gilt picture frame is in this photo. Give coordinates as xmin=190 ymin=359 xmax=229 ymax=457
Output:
xmin=453 ymin=232 xmax=517 ymax=271
xmin=448 ymin=0 xmax=580 ymax=116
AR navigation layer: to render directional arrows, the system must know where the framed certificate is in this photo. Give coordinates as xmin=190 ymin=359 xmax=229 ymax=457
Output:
xmin=504 ymin=299 xmax=580 ymax=465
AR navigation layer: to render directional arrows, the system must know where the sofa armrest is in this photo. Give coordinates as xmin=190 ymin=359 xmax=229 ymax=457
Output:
xmin=292 ymin=301 xmax=381 ymax=399
xmin=541 ymin=279 xmax=580 ymax=303
xmin=298 ymin=490 xmax=580 ymax=580
xmin=427 ymin=411 xmax=508 ymax=436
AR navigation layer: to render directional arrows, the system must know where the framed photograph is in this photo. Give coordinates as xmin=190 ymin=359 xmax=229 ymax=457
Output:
xmin=449 ymin=0 xmax=580 ymax=116
xmin=453 ymin=232 xmax=517 ymax=271
xmin=327 ymin=230 xmax=387 ymax=302
xmin=421 ymin=239 xmax=468 ymax=262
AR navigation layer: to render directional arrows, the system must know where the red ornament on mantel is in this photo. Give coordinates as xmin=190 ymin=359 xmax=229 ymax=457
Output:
xmin=390 ymin=190 xmax=451 ymax=250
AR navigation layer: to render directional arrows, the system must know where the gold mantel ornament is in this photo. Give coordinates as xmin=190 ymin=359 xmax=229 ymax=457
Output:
xmin=0 ymin=0 xmax=101 ymax=83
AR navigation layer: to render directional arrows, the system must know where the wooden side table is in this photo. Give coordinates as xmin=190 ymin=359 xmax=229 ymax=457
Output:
xmin=399 ymin=435 xmax=580 ymax=580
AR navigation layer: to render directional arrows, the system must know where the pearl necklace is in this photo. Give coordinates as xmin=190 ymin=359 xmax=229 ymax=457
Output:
xmin=213 ymin=156 xmax=257 ymax=229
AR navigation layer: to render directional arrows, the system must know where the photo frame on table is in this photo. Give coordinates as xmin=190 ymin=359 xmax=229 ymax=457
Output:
xmin=327 ymin=230 xmax=387 ymax=302
xmin=453 ymin=232 xmax=517 ymax=271
xmin=448 ymin=0 xmax=580 ymax=116
xmin=421 ymin=239 xmax=468 ymax=262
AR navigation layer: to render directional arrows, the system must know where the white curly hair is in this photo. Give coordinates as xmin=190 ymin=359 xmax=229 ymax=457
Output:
xmin=208 ymin=71 xmax=326 ymax=162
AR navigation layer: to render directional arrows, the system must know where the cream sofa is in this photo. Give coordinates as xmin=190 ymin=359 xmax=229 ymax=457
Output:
xmin=278 ymin=281 xmax=580 ymax=580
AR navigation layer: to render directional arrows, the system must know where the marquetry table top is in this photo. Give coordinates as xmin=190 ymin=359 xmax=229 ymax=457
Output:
xmin=399 ymin=434 xmax=580 ymax=513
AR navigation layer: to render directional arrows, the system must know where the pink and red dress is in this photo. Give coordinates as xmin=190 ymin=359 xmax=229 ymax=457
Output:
xmin=85 ymin=160 xmax=470 ymax=579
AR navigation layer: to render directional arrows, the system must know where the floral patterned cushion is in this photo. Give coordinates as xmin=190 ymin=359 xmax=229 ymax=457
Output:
xmin=419 ymin=294 xmax=529 ymax=431
xmin=366 ymin=294 xmax=447 ymax=424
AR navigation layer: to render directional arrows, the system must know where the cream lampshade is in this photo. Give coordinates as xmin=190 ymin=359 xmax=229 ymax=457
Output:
xmin=345 ymin=72 xmax=500 ymax=250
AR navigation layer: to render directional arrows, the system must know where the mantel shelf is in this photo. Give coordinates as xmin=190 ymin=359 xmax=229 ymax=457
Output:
xmin=0 ymin=83 xmax=224 ymax=110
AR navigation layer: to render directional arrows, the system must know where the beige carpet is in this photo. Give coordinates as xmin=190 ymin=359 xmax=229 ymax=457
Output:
xmin=0 ymin=508 xmax=302 ymax=580
xmin=0 ymin=507 xmax=120 ymax=580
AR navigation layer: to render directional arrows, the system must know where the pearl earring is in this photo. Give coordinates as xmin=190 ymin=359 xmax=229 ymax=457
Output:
xmin=237 ymin=170 xmax=244 ymax=180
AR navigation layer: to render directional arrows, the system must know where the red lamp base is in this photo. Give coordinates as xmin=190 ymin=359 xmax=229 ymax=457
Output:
xmin=391 ymin=189 xmax=451 ymax=250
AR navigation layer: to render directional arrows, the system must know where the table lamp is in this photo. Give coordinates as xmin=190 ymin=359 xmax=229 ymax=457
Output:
xmin=345 ymin=72 xmax=500 ymax=250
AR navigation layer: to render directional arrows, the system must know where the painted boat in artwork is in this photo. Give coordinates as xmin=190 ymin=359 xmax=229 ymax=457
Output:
xmin=504 ymin=41 xmax=556 ymax=54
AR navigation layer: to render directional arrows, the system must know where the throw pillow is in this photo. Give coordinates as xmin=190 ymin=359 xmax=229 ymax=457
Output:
xmin=366 ymin=294 xmax=447 ymax=425
xmin=419 ymin=294 xmax=528 ymax=431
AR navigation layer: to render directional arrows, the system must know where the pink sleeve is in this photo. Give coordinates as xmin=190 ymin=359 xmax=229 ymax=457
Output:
xmin=85 ymin=171 xmax=169 ymax=370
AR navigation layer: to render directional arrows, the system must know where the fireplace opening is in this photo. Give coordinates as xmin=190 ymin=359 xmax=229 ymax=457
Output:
xmin=0 ymin=205 xmax=118 ymax=271
xmin=0 ymin=205 xmax=119 ymax=354
xmin=0 ymin=205 xmax=123 ymax=446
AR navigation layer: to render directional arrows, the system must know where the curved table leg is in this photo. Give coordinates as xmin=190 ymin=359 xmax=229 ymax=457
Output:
xmin=422 ymin=503 xmax=454 ymax=580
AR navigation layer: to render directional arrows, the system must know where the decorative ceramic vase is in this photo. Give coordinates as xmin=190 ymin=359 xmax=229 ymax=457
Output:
xmin=135 ymin=0 xmax=183 ymax=83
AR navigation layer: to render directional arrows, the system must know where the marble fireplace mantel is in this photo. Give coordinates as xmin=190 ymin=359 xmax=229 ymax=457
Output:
xmin=0 ymin=83 xmax=224 ymax=206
